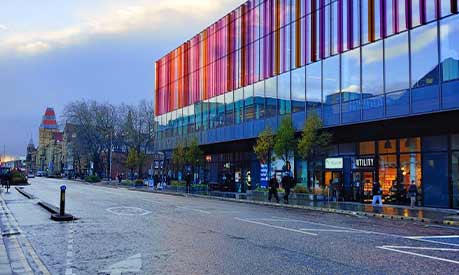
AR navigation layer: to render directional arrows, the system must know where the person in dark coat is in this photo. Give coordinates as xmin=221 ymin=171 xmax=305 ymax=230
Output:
xmin=372 ymin=181 xmax=383 ymax=207
xmin=268 ymin=175 xmax=280 ymax=203
xmin=185 ymin=171 xmax=192 ymax=194
xmin=282 ymin=171 xmax=292 ymax=204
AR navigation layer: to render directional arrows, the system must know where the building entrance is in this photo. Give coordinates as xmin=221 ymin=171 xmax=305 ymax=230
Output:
xmin=351 ymin=171 xmax=375 ymax=203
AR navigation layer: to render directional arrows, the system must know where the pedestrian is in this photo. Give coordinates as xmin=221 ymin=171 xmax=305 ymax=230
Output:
xmin=282 ymin=171 xmax=292 ymax=204
xmin=372 ymin=181 xmax=383 ymax=207
xmin=268 ymin=175 xmax=280 ymax=203
xmin=154 ymin=174 xmax=159 ymax=189
xmin=117 ymin=174 xmax=122 ymax=184
xmin=185 ymin=171 xmax=192 ymax=194
xmin=354 ymin=179 xmax=361 ymax=201
xmin=408 ymin=180 xmax=418 ymax=208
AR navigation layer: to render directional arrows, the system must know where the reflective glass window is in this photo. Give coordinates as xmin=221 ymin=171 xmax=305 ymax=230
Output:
xmin=216 ymin=95 xmax=225 ymax=127
xmin=225 ymin=92 xmax=234 ymax=126
xmin=244 ymin=85 xmax=255 ymax=121
xmin=341 ymin=48 xmax=361 ymax=102
xmin=362 ymin=41 xmax=383 ymax=97
xmin=411 ymin=22 xmax=439 ymax=88
xmin=306 ymin=62 xmax=322 ymax=116
xmin=385 ymin=32 xmax=409 ymax=92
xmin=323 ymin=56 xmax=340 ymax=125
xmin=323 ymin=56 xmax=340 ymax=104
xmin=278 ymin=72 xmax=291 ymax=115
xmin=265 ymin=77 xmax=277 ymax=118
xmin=291 ymin=67 xmax=306 ymax=113
xmin=234 ymin=88 xmax=244 ymax=124
xmin=254 ymin=81 xmax=265 ymax=119
xmin=440 ymin=15 xmax=459 ymax=82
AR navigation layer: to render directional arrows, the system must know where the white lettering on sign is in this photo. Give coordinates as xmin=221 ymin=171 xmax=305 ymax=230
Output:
xmin=325 ymin=158 xmax=343 ymax=169
xmin=355 ymin=158 xmax=374 ymax=167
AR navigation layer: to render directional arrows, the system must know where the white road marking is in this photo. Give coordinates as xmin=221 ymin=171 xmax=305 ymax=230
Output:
xmin=65 ymin=222 xmax=75 ymax=275
xmin=106 ymin=206 xmax=151 ymax=216
xmin=269 ymin=216 xmax=404 ymax=238
xmin=299 ymin=228 xmax=359 ymax=233
xmin=378 ymin=245 xmax=459 ymax=264
xmin=178 ymin=206 xmax=211 ymax=214
xmin=406 ymin=235 xmax=459 ymax=247
xmin=99 ymin=253 xmax=142 ymax=275
xmin=234 ymin=218 xmax=317 ymax=236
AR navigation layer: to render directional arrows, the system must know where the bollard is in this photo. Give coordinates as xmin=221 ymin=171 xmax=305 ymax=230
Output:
xmin=60 ymin=185 xmax=66 ymax=216
xmin=51 ymin=185 xmax=74 ymax=221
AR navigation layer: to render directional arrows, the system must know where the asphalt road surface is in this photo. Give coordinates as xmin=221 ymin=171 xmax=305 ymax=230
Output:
xmin=3 ymin=177 xmax=459 ymax=274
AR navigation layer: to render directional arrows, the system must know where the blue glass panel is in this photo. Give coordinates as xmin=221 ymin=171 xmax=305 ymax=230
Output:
xmin=412 ymin=85 xmax=439 ymax=113
xmin=342 ymin=100 xmax=361 ymax=124
xmin=292 ymin=111 xmax=306 ymax=131
xmin=265 ymin=117 xmax=278 ymax=132
xmin=442 ymin=80 xmax=459 ymax=109
xmin=423 ymin=152 xmax=449 ymax=208
xmin=422 ymin=136 xmax=448 ymax=152
xmin=440 ymin=14 xmax=459 ymax=82
xmin=411 ymin=22 xmax=439 ymax=88
xmin=323 ymin=104 xmax=340 ymax=126
xmin=362 ymin=95 xmax=384 ymax=121
xmin=386 ymin=90 xmax=409 ymax=117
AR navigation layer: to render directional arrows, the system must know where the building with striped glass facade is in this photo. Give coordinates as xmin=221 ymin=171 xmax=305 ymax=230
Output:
xmin=155 ymin=0 xmax=459 ymax=208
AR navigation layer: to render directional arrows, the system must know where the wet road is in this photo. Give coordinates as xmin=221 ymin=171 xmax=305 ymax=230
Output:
xmin=3 ymin=177 xmax=459 ymax=274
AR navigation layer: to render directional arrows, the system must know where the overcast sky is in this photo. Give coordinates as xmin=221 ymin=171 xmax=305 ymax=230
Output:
xmin=0 ymin=0 xmax=243 ymax=157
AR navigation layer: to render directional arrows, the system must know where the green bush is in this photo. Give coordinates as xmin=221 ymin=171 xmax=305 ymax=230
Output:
xmin=85 ymin=175 xmax=101 ymax=183
xmin=134 ymin=179 xmax=144 ymax=185
xmin=171 ymin=180 xmax=186 ymax=186
xmin=294 ymin=185 xmax=309 ymax=194
xmin=11 ymin=171 xmax=27 ymax=184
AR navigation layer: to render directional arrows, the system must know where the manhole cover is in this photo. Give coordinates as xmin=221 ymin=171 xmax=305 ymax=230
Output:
xmin=106 ymin=207 xmax=151 ymax=216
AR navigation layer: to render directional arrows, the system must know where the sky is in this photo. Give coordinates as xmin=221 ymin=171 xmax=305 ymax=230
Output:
xmin=0 ymin=0 xmax=243 ymax=157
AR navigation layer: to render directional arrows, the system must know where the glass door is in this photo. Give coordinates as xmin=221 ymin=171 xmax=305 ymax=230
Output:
xmin=352 ymin=171 xmax=375 ymax=203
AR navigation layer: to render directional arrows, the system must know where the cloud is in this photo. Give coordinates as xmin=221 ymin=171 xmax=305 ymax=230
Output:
xmin=0 ymin=24 xmax=6 ymax=31
xmin=0 ymin=0 xmax=242 ymax=56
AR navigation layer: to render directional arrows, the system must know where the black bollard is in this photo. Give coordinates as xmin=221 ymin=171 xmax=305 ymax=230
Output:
xmin=60 ymin=185 xmax=66 ymax=216
xmin=51 ymin=185 xmax=74 ymax=221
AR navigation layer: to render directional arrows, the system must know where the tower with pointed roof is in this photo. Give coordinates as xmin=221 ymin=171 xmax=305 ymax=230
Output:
xmin=26 ymin=137 xmax=37 ymax=174
xmin=36 ymin=108 xmax=64 ymax=175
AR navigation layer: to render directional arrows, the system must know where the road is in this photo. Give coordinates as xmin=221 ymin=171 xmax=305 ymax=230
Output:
xmin=2 ymin=177 xmax=459 ymax=274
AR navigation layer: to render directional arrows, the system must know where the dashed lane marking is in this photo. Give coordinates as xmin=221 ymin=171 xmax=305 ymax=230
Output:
xmin=234 ymin=217 xmax=317 ymax=236
xmin=65 ymin=222 xmax=75 ymax=275
xmin=378 ymin=245 xmax=459 ymax=264
xmin=407 ymin=235 xmax=459 ymax=247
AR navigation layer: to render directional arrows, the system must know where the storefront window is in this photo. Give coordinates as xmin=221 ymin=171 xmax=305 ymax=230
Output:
xmin=400 ymin=138 xmax=421 ymax=153
xmin=452 ymin=152 xmax=459 ymax=209
xmin=359 ymin=141 xmax=375 ymax=155
xmin=400 ymin=152 xmax=422 ymax=185
xmin=452 ymin=134 xmax=459 ymax=150
xmin=378 ymin=139 xmax=396 ymax=154
xmin=379 ymin=154 xmax=397 ymax=196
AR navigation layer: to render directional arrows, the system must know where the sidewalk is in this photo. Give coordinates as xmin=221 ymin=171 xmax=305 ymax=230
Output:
xmin=77 ymin=180 xmax=459 ymax=226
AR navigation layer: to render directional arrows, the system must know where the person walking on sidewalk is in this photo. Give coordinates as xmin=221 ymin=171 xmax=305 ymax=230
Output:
xmin=185 ymin=170 xmax=192 ymax=194
xmin=372 ymin=181 xmax=383 ymax=207
xmin=268 ymin=175 xmax=280 ymax=203
xmin=408 ymin=181 xmax=418 ymax=208
xmin=282 ymin=171 xmax=293 ymax=204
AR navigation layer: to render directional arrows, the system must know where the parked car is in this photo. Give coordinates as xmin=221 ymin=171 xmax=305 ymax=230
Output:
xmin=27 ymin=173 xmax=35 ymax=179
xmin=36 ymin=171 xmax=44 ymax=177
